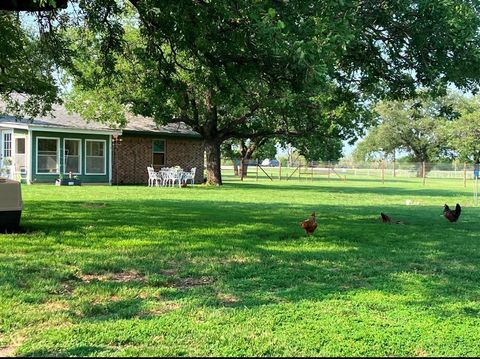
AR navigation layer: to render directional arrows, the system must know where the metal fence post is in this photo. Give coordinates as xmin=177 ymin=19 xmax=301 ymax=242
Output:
xmin=382 ymin=161 xmax=385 ymax=184
xmin=422 ymin=161 xmax=426 ymax=185
xmin=474 ymin=177 xmax=478 ymax=206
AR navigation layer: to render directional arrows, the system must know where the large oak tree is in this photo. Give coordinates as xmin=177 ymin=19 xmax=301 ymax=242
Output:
xmin=17 ymin=0 xmax=480 ymax=184
xmin=0 ymin=11 xmax=59 ymax=117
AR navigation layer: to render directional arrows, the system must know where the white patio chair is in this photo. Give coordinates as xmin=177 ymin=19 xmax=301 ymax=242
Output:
xmin=158 ymin=169 xmax=171 ymax=186
xmin=174 ymin=167 xmax=185 ymax=187
xmin=147 ymin=166 xmax=160 ymax=187
xmin=163 ymin=169 xmax=181 ymax=187
xmin=182 ymin=167 xmax=196 ymax=186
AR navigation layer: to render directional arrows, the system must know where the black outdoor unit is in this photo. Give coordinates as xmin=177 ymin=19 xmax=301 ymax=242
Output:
xmin=0 ymin=179 xmax=23 ymax=232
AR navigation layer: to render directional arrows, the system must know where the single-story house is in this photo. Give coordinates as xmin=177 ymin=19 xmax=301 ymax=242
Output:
xmin=0 ymin=105 xmax=204 ymax=185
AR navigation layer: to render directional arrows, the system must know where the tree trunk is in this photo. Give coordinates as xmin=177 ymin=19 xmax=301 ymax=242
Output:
xmin=233 ymin=161 xmax=239 ymax=176
xmin=205 ymin=140 xmax=222 ymax=185
xmin=415 ymin=162 xmax=423 ymax=178
xmin=415 ymin=160 xmax=432 ymax=177
xmin=240 ymin=159 xmax=249 ymax=178
xmin=393 ymin=149 xmax=396 ymax=177
xmin=239 ymin=140 xmax=256 ymax=179
xmin=240 ymin=157 xmax=245 ymax=181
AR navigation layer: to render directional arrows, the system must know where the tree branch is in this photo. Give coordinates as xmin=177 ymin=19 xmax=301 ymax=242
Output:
xmin=221 ymin=103 xmax=260 ymax=137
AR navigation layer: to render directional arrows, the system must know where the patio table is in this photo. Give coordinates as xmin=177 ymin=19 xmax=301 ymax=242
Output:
xmin=157 ymin=168 xmax=186 ymax=187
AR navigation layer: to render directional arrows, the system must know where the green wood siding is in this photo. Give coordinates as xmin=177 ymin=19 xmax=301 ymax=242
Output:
xmin=31 ymin=131 xmax=111 ymax=184
xmin=13 ymin=129 xmax=28 ymax=135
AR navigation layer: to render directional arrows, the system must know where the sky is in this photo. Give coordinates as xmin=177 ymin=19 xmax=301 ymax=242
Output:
xmin=274 ymin=138 xmax=360 ymax=160
xmin=342 ymin=140 xmax=358 ymax=157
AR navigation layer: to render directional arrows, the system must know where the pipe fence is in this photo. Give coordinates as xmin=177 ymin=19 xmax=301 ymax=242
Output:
xmin=221 ymin=160 xmax=479 ymax=187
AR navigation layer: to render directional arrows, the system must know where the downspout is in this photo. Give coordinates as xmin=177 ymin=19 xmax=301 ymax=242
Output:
xmin=27 ymin=129 xmax=33 ymax=184
xmin=108 ymin=135 xmax=112 ymax=185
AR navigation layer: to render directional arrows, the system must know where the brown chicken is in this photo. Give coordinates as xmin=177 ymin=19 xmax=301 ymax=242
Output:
xmin=443 ymin=203 xmax=461 ymax=222
xmin=300 ymin=212 xmax=317 ymax=236
xmin=380 ymin=212 xmax=404 ymax=224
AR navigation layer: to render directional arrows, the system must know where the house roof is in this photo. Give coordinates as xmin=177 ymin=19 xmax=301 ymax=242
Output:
xmin=0 ymin=103 xmax=201 ymax=138
xmin=0 ymin=105 xmax=119 ymax=134
xmin=123 ymin=113 xmax=201 ymax=138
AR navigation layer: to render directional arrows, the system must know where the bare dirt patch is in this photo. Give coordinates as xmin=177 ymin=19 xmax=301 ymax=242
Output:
xmin=91 ymin=295 xmax=122 ymax=305
xmin=43 ymin=301 xmax=69 ymax=312
xmin=78 ymin=271 xmax=145 ymax=283
xmin=217 ymin=292 xmax=239 ymax=304
xmin=148 ymin=302 xmax=181 ymax=316
xmin=60 ymin=282 xmax=74 ymax=295
xmin=172 ymin=276 xmax=214 ymax=289
xmin=221 ymin=256 xmax=261 ymax=265
xmin=414 ymin=348 xmax=428 ymax=357
xmin=160 ymin=268 xmax=178 ymax=276
xmin=0 ymin=336 xmax=25 ymax=357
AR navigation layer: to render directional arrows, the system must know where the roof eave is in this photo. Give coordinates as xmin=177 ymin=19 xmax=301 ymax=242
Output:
xmin=0 ymin=122 xmax=29 ymax=130
xmin=121 ymin=129 xmax=202 ymax=139
xmin=29 ymin=125 xmax=122 ymax=136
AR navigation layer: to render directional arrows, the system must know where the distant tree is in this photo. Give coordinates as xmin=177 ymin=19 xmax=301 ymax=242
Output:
xmin=251 ymin=139 xmax=277 ymax=162
xmin=221 ymin=137 xmax=277 ymax=178
xmin=352 ymin=124 xmax=402 ymax=162
xmin=290 ymin=136 xmax=343 ymax=163
xmin=353 ymin=93 xmax=459 ymax=175
xmin=446 ymin=96 xmax=480 ymax=163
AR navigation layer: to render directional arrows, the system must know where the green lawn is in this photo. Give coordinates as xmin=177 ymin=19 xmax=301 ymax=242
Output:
xmin=1 ymin=176 xmax=480 ymax=357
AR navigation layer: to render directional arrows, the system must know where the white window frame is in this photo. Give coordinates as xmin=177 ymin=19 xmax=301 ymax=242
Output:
xmin=36 ymin=136 xmax=60 ymax=175
xmin=63 ymin=138 xmax=82 ymax=175
xmin=85 ymin=139 xmax=107 ymax=175
xmin=2 ymin=130 xmax=13 ymax=159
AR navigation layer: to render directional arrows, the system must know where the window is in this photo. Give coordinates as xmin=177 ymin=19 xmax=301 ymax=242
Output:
xmin=15 ymin=138 xmax=25 ymax=154
xmin=86 ymin=140 xmax=106 ymax=174
xmin=37 ymin=138 xmax=59 ymax=173
xmin=64 ymin=139 xmax=81 ymax=174
xmin=152 ymin=139 xmax=165 ymax=168
xmin=3 ymin=132 xmax=12 ymax=158
xmin=14 ymin=138 xmax=26 ymax=171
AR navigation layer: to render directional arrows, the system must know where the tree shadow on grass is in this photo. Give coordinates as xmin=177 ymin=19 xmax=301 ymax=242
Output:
xmin=21 ymin=346 xmax=111 ymax=357
xmin=73 ymin=298 xmax=145 ymax=321
xmin=2 ymin=196 xmax=480 ymax=324
xmin=227 ymin=181 xmax=467 ymax=198
xmin=223 ymin=174 xmax=423 ymax=184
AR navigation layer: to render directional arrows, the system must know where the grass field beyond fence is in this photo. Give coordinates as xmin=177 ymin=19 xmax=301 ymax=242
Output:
xmin=1 ymin=177 xmax=480 ymax=357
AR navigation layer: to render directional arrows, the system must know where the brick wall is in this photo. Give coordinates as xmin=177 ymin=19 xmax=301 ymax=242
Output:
xmin=112 ymin=135 xmax=204 ymax=185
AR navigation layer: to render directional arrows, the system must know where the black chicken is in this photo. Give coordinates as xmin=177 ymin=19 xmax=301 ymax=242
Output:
xmin=443 ymin=203 xmax=462 ymax=222
xmin=380 ymin=212 xmax=391 ymax=223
